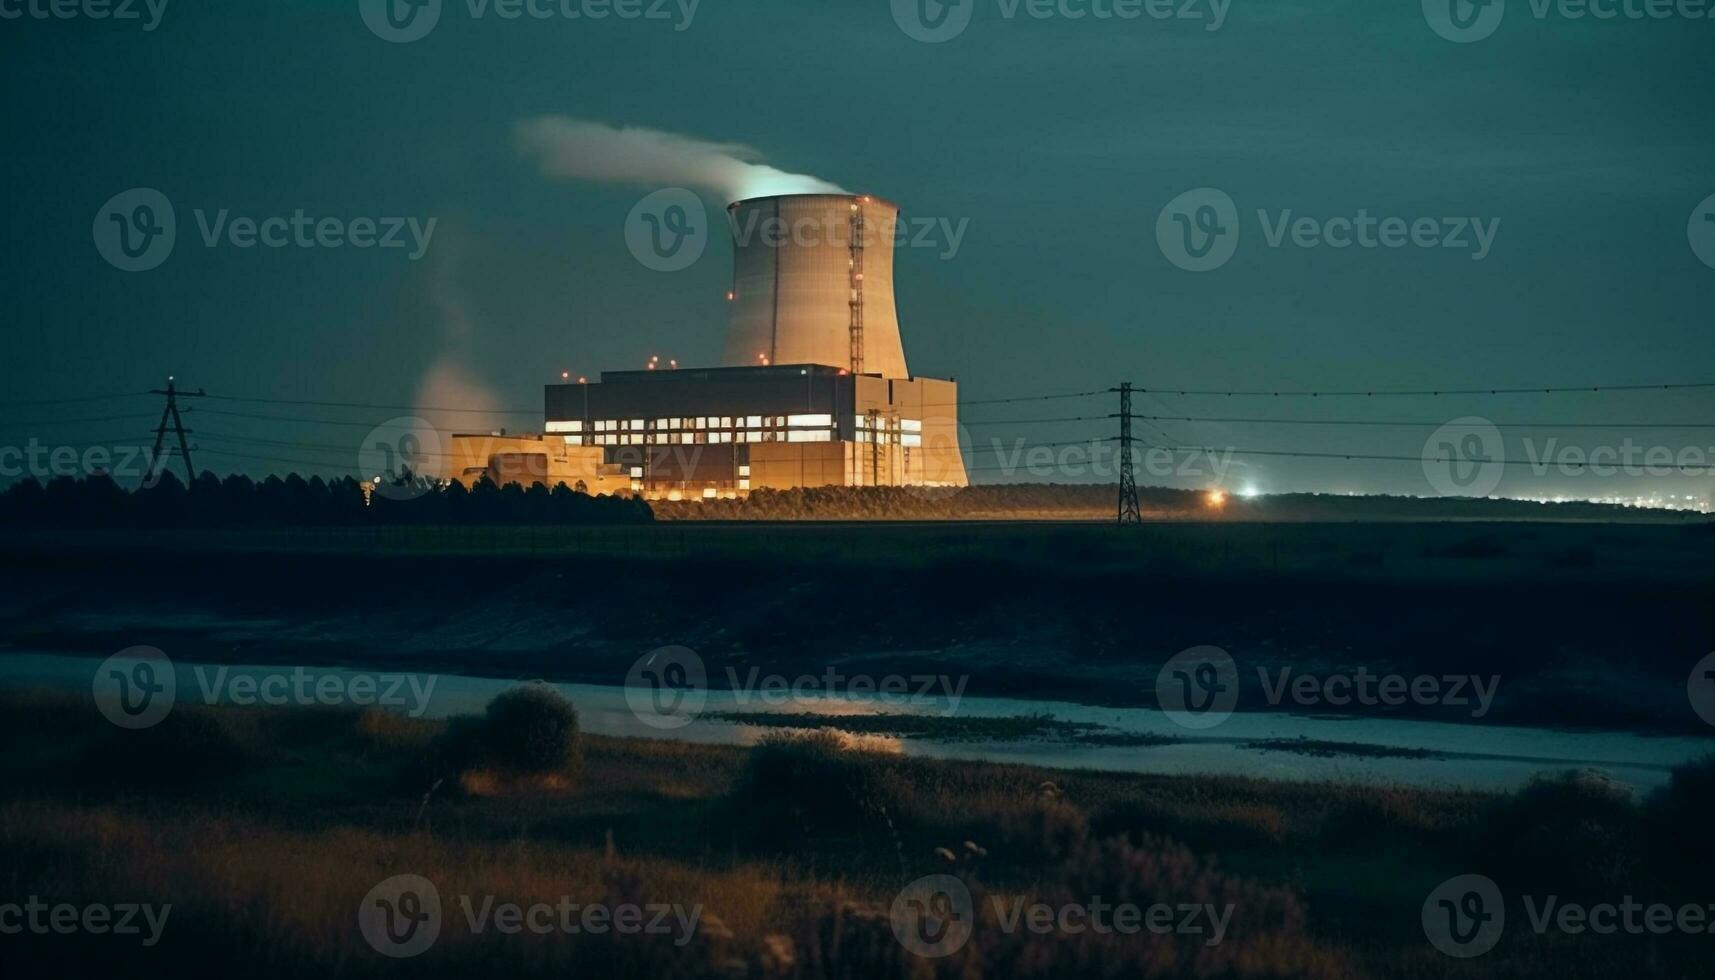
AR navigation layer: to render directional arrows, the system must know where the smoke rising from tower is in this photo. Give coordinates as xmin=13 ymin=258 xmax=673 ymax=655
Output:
xmin=515 ymin=117 xmax=847 ymax=203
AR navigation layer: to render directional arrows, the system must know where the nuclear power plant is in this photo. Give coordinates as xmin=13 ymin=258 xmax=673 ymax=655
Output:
xmin=448 ymin=193 xmax=968 ymax=499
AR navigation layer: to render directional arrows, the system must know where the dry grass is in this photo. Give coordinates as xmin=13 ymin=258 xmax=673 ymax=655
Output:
xmin=0 ymin=691 xmax=1708 ymax=979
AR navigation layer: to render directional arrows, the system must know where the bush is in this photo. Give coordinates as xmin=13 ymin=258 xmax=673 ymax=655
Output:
xmin=1476 ymin=769 xmax=1639 ymax=896
xmin=727 ymin=730 xmax=905 ymax=848
xmin=78 ymin=707 xmax=250 ymax=795
xmin=481 ymin=685 xmax=582 ymax=773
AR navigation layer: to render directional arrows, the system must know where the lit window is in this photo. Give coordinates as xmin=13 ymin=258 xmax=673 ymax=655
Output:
xmin=564 ymin=435 xmax=584 ymax=446
xmin=630 ymin=467 xmax=643 ymax=478
xmin=901 ymin=419 xmax=922 ymax=433
xmin=854 ymin=416 xmax=868 ymax=429
xmin=902 ymin=434 xmax=922 ymax=448
xmin=738 ymin=465 xmax=751 ymax=477
xmin=746 ymin=415 xmax=761 ymax=428
xmin=655 ymin=418 xmax=669 ymax=430
xmin=789 ymin=413 xmax=833 ymax=428
xmin=788 ymin=430 xmax=831 ymax=443
xmin=738 ymin=479 xmax=750 ymax=490
xmin=546 ymin=420 xmax=581 ymax=433
xmin=630 ymin=419 xmax=645 ymax=430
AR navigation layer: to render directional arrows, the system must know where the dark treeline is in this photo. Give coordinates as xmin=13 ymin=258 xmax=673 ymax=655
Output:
xmin=0 ymin=471 xmax=653 ymax=527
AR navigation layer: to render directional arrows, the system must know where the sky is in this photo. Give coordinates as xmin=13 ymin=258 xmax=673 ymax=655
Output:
xmin=1 ymin=0 xmax=1712 ymax=502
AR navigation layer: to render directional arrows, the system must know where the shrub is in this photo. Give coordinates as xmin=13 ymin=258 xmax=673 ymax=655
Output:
xmin=78 ymin=707 xmax=250 ymax=795
xmin=727 ymin=730 xmax=905 ymax=848
xmin=482 ymin=685 xmax=582 ymax=773
xmin=1476 ymin=769 xmax=1639 ymax=896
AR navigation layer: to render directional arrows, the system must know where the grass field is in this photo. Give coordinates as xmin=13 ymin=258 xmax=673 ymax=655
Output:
xmin=2 ymin=690 xmax=1711 ymax=979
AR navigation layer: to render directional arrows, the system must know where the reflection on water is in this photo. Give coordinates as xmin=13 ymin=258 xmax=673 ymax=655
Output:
xmin=3 ymin=652 xmax=1709 ymax=793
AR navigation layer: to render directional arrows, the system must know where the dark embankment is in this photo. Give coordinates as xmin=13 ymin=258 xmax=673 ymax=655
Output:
xmin=3 ymin=521 xmax=1710 ymax=733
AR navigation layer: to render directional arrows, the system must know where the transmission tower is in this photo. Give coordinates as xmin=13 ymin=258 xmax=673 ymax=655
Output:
xmin=1114 ymin=383 xmax=1141 ymax=524
xmin=146 ymin=376 xmax=204 ymax=484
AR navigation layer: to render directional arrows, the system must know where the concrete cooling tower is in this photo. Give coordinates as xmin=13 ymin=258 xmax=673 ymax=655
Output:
xmin=722 ymin=194 xmax=910 ymax=378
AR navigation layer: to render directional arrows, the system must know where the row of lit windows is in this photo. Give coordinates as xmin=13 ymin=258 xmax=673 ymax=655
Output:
xmin=565 ymin=430 xmax=836 ymax=447
xmin=547 ymin=414 xmax=839 ymax=435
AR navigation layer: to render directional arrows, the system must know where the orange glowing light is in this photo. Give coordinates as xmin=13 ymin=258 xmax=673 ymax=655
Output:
xmin=1206 ymin=490 xmax=1227 ymax=507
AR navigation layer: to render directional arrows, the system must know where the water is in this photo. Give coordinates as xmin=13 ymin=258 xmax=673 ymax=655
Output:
xmin=5 ymin=652 xmax=1708 ymax=794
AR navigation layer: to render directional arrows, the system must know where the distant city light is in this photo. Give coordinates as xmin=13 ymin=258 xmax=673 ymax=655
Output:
xmin=1206 ymin=489 xmax=1227 ymax=507
xmin=1240 ymin=485 xmax=1260 ymax=499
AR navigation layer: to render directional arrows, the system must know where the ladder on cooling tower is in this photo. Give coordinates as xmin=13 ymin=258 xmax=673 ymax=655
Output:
xmin=848 ymin=207 xmax=865 ymax=375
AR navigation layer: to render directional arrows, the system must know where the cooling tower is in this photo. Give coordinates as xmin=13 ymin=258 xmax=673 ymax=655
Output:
xmin=723 ymin=194 xmax=910 ymax=378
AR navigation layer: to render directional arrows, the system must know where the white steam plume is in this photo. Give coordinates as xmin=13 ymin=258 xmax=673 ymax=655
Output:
xmin=515 ymin=116 xmax=847 ymax=203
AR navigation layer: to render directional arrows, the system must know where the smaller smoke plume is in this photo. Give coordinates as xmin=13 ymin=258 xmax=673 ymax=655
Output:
xmin=515 ymin=116 xmax=847 ymax=203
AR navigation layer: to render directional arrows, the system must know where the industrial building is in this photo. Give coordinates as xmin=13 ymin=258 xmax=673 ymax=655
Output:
xmin=451 ymin=193 xmax=967 ymax=498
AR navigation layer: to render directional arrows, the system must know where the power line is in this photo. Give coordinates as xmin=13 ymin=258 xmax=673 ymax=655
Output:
xmin=201 ymin=393 xmax=540 ymax=415
xmin=1132 ymin=380 xmax=1715 ymax=398
xmin=1130 ymin=413 xmax=1715 ymax=430
xmin=0 ymin=412 xmax=161 ymax=429
xmin=0 ymin=391 xmax=150 ymax=410
xmin=1160 ymin=444 xmax=1715 ymax=471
